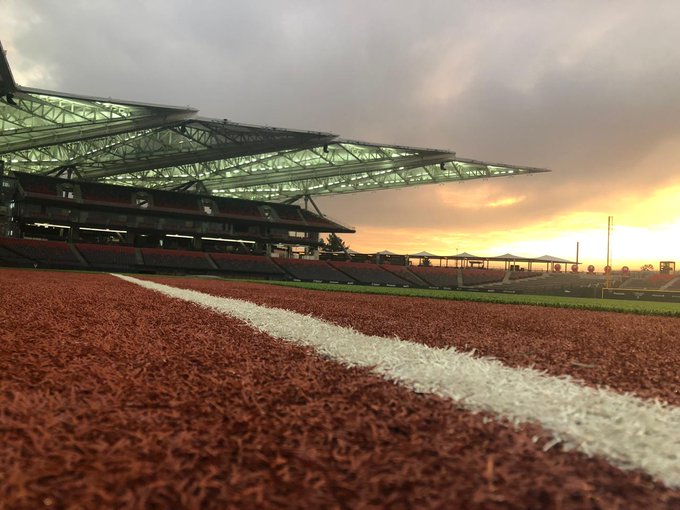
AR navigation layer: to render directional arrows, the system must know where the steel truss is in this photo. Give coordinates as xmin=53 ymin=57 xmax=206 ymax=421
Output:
xmin=0 ymin=41 xmax=549 ymax=203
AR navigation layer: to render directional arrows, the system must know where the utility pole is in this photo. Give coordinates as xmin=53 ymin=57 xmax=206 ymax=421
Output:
xmin=606 ymin=216 xmax=613 ymax=288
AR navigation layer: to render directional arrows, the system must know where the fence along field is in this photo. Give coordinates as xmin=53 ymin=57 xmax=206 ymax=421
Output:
xmin=256 ymin=279 xmax=680 ymax=316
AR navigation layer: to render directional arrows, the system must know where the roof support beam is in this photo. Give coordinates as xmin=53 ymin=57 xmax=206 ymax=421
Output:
xmin=206 ymin=153 xmax=454 ymax=188
xmin=83 ymin=134 xmax=335 ymax=179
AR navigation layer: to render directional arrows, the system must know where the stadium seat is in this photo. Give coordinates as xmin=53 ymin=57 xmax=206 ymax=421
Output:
xmin=0 ymin=238 xmax=85 ymax=267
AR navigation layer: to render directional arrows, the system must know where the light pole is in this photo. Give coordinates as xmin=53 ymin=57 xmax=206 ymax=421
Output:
xmin=606 ymin=216 xmax=613 ymax=288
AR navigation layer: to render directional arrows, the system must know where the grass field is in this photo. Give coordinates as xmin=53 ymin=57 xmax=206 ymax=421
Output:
xmin=255 ymin=280 xmax=680 ymax=317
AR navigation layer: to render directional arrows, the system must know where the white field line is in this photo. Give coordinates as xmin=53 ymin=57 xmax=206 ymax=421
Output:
xmin=114 ymin=274 xmax=680 ymax=488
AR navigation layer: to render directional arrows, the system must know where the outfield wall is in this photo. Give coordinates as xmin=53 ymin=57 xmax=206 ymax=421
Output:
xmin=603 ymin=288 xmax=680 ymax=303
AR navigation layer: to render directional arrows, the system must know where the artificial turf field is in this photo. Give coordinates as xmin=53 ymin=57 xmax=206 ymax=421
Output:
xmin=1 ymin=268 xmax=678 ymax=508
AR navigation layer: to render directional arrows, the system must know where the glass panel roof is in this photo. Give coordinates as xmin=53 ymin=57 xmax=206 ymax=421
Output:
xmin=0 ymin=41 xmax=549 ymax=202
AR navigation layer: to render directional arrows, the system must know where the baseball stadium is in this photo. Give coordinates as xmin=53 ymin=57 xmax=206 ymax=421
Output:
xmin=1 ymin=38 xmax=679 ymax=509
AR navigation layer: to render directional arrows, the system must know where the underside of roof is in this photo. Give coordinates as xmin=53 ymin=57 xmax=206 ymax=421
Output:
xmin=0 ymin=41 xmax=550 ymax=202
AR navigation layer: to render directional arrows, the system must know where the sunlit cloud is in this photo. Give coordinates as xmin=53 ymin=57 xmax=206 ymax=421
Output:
xmin=348 ymin=183 xmax=680 ymax=268
xmin=486 ymin=195 xmax=525 ymax=208
xmin=435 ymin=185 xmax=526 ymax=210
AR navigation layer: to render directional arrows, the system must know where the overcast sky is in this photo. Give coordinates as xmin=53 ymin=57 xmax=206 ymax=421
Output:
xmin=3 ymin=0 xmax=680 ymax=266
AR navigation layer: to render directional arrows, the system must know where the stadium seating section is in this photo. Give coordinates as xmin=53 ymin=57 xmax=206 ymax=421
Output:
xmin=299 ymin=209 xmax=339 ymax=227
xmin=647 ymin=274 xmax=675 ymax=288
xmin=210 ymin=253 xmax=284 ymax=275
xmin=15 ymin=172 xmax=59 ymax=197
xmin=381 ymin=265 xmax=430 ymax=286
xmin=214 ymin=198 xmax=263 ymax=219
xmin=0 ymin=238 xmax=84 ymax=267
xmin=509 ymin=271 xmax=543 ymax=280
xmin=18 ymin=203 xmax=44 ymax=219
xmin=271 ymin=205 xmax=304 ymax=222
xmin=76 ymin=244 xmax=138 ymax=269
xmin=408 ymin=267 xmax=460 ymax=287
xmin=141 ymin=248 xmax=214 ymax=270
xmin=495 ymin=273 xmax=606 ymax=294
xmin=1 ymin=237 xmax=625 ymax=298
xmin=461 ymin=269 xmax=506 ymax=286
xmin=663 ymin=277 xmax=680 ymax=291
xmin=329 ymin=262 xmax=409 ymax=286
xmin=274 ymin=258 xmax=355 ymax=283
xmin=79 ymin=182 xmax=132 ymax=205
xmin=619 ymin=273 xmax=676 ymax=290
xmin=329 ymin=261 xmax=409 ymax=285
xmin=0 ymin=245 xmax=32 ymax=265
xmin=151 ymin=191 xmax=200 ymax=212
xmin=619 ymin=278 xmax=653 ymax=289
xmin=11 ymin=173 xmax=351 ymax=243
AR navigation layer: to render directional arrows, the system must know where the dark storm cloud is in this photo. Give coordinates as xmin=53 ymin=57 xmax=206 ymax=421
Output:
xmin=4 ymin=0 xmax=680 ymax=236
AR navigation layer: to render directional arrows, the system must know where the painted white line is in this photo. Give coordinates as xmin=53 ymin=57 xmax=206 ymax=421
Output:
xmin=114 ymin=274 xmax=680 ymax=488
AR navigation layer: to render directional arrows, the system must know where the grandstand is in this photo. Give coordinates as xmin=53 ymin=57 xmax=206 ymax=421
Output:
xmin=0 ymin=40 xmax=547 ymax=266
xmin=0 ymin=41 xmax=561 ymax=292
xmin=1 ymin=231 xmax=674 ymax=302
xmin=5 ymin=171 xmax=350 ymax=255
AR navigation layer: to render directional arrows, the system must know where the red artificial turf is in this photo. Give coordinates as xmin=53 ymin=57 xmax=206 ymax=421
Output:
xmin=143 ymin=277 xmax=680 ymax=407
xmin=1 ymin=269 xmax=678 ymax=509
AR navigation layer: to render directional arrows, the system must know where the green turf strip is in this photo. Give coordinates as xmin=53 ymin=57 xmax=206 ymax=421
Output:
xmin=253 ymin=280 xmax=680 ymax=317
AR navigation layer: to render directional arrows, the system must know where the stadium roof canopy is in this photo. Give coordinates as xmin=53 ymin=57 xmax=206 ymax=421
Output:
xmin=0 ymin=41 xmax=549 ymax=203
